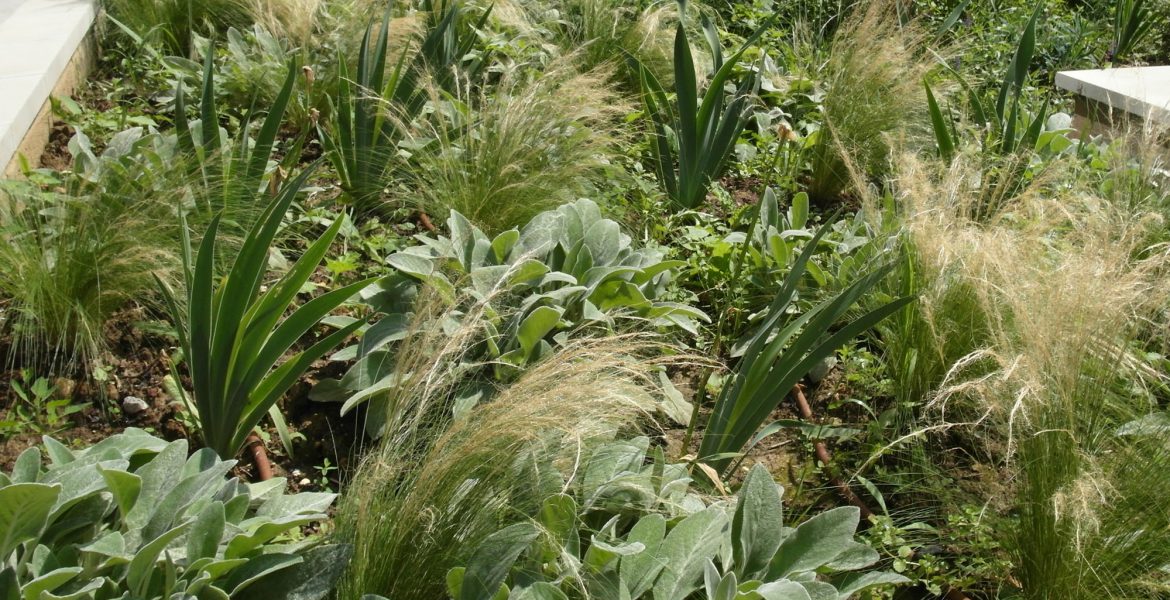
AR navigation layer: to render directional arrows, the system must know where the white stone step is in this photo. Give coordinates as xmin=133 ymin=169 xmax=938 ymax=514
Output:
xmin=1055 ymin=66 xmax=1170 ymax=125
xmin=0 ymin=0 xmax=95 ymax=173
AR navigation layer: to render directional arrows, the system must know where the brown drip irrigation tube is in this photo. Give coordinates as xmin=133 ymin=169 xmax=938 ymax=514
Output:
xmin=791 ymin=383 xmax=874 ymax=520
xmin=245 ymin=432 xmax=273 ymax=481
xmin=790 ymin=384 xmax=971 ymax=600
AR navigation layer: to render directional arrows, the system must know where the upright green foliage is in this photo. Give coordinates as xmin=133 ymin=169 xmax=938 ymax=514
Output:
xmin=802 ymin=2 xmax=933 ymax=203
xmin=699 ymin=222 xmax=911 ymax=475
xmin=636 ymin=3 xmax=761 ymax=210
xmin=174 ymin=49 xmax=300 ymax=222
xmin=101 ymin=0 xmax=251 ymax=56
xmin=0 ymin=173 xmax=179 ymax=374
xmin=156 ymin=166 xmax=374 ymax=458
xmin=334 ymin=336 xmax=666 ymax=600
xmin=319 ymin=3 xmax=491 ymax=216
xmin=0 ymin=429 xmax=347 ymax=600
xmin=403 ymin=59 xmax=627 ymax=234
xmin=925 ymin=80 xmax=956 ymax=164
xmin=1111 ymin=0 xmax=1155 ymax=64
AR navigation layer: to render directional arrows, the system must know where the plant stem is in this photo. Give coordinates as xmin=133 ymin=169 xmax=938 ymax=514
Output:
xmin=681 ymin=140 xmax=787 ymax=453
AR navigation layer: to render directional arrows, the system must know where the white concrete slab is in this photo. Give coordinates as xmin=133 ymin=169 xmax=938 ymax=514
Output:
xmin=0 ymin=0 xmax=94 ymax=170
xmin=1055 ymin=66 xmax=1170 ymax=125
xmin=0 ymin=0 xmax=25 ymax=29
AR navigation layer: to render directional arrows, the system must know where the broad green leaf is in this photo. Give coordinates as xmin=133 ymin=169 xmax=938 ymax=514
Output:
xmin=515 ymin=306 xmax=564 ymax=358
xmin=98 ymin=468 xmax=142 ymax=518
xmin=388 ymin=252 xmax=435 ymax=280
xmin=652 ymin=507 xmax=728 ymax=600
xmin=490 ymin=229 xmax=520 ymax=262
xmin=831 ymin=571 xmax=909 ymax=598
xmin=0 ymin=483 xmax=60 ymax=561
xmin=508 ymin=259 xmax=550 ymax=286
xmin=226 ymin=516 xmax=319 ymax=558
xmin=788 ymin=193 xmax=808 ymax=230
xmin=823 ymin=541 xmax=879 ymax=571
xmin=766 ymin=507 xmax=860 ymax=579
xmin=512 ymin=582 xmax=569 ymax=600
xmin=539 ymin=495 xmax=578 ymax=554
xmin=733 ymin=464 xmax=784 ymax=579
xmin=234 ymin=545 xmax=352 ymax=600
xmin=19 ymin=567 xmax=81 ymax=600
xmin=128 ymin=522 xmax=190 ymax=596
xmin=754 ymin=580 xmax=813 ymax=600
xmin=224 ymin=552 xmax=304 ymax=595
xmin=459 ymin=523 xmax=539 ymax=600
xmin=798 ymin=581 xmax=838 ymax=600
xmin=187 ymin=501 xmax=226 ymax=562
xmin=620 ymin=514 xmax=667 ymax=598
xmin=11 ymin=448 xmax=40 ymax=483
xmin=41 ymin=437 xmax=74 ymax=467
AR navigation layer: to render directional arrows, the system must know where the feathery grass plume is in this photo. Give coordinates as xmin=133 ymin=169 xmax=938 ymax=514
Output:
xmin=400 ymin=57 xmax=631 ymax=234
xmin=891 ymin=148 xmax=1170 ymax=598
xmin=0 ymin=180 xmax=180 ymax=376
xmin=803 ymin=0 xmax=935 ymax=205
xmin=333 ymin=298 xmax=679 ymax=600
xmin=548 ymin=0 xmax=700 ymax=87
xmin=244 ymin=0 xmax=393 ymax=50
xmin=246 ymin=0 xmax=324 ymax=47
xmin=102 ymin=0 xmax=253 ymax=56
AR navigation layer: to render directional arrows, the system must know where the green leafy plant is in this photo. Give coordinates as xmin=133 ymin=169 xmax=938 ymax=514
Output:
xmin=862 ymin=508 xmax=1015 ymax=598
xmin=635 ymin=2 xmax=762 ymax=210
xmin=0 ymin=174 xmax=180 ymax=374
xmin=334 ymin=333 xmax=669 ymax=600
xmin=101 ymin=0 xmax=251 ymax=56
xmin=928 ymin=5 xmax=1045 ymax=162
xmin=314 ymin=199 xmax=706 ymax=437
xmin=802 ymin=2 xmax=933 ymax=204
xmin=314 ymin=458 xmax=338 ymax=493
xmin=0 ymin=428 xmax=348 ymax=599
xmin=156 ymin=166 xmax=374 ymax=458
xmin=447 ymin=462 xmax=907 ymax=600
xmin=0 ymin=371 xmax=87 ymax=435
xmin=698 ymin=222 xmax=912 ymax=475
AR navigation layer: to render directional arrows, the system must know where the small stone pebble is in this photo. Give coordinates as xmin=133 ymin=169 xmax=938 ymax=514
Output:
xmin=298 ymin=478 xmax=311 ymax=487
xmin=122 ymin=396 xmax=149 ymax=416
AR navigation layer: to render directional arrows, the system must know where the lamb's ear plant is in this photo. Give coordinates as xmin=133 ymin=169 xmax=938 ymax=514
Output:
xmin=635 ymin=2 xmax=763 ymax=211
xmin=0 ymin=429 xmax=348 ymax=600
xmin=314 ymin=199 xmax=706 ymax=437
xmin=447 ymin=463 xmax=907 ymax=600
xmin=157 ymin=165 xmax=374 ymax=459
xmin=699 ymin=222 xmax=913 ymax=475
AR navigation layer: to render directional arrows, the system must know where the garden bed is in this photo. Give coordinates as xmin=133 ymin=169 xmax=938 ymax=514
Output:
xmin=2 ymin=1 xmax=1169 ymax=599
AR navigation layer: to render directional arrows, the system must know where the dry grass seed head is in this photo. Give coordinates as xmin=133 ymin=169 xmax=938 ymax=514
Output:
xmin=403 ymin=56 xmax=632 ymax=233
xmin=337 ymin=290 xmax=690 ymax=600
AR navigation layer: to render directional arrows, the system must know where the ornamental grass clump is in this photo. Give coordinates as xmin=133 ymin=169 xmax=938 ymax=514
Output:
xmin=334 ymin=299 xmax=680 ymax=600
xmin=402 ymin=58 xmax=630 ymax=234
xmin=894 ymin=149 xmax=1170 ymax=598
xmin=804 ymin=0 xmax=934 ymax=204
xmin=0 ymin=177 xmax=180 ymax=376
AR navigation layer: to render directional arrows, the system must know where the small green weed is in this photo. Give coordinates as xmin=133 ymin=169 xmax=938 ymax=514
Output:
xmin=0 ymin=370 xmax=87 ymax=435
